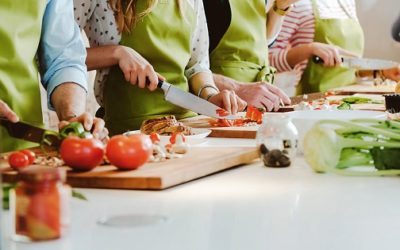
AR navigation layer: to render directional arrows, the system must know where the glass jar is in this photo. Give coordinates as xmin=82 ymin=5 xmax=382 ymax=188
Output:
xmin=10 ymin=167 xmax=69 ymax=242
xmin=256 ymin=113 xmax=298 ymax=168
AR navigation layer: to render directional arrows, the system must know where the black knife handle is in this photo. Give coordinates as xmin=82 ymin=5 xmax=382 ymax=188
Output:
xmin=157 ymin=79 xmax=163 ymax=89
xmin=145 ymin=77 xmax=164 ymax=89
xmin=312 ymin=56 xmax=344 ymax=64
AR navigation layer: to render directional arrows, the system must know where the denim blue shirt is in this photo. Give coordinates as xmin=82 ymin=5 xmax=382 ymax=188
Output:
xmin=39 ymin=0 xmax=87 ymax=109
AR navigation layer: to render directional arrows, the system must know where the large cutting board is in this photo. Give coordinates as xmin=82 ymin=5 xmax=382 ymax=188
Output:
xmin=181 ymin=115 xmax=259 ymax=139
xmin=2 ymin=147 xmax=259 ymax=190
xmin=332 ymin=83 xmax=395 ymax=94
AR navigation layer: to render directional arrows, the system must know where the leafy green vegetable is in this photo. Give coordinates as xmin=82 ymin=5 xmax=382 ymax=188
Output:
xmin=303 ymin=119 xmax=400 ymax=175
xmin=337 ymin=102 xmax=351 ymax=110
xmin=72 ymin=189 xmax=88 ymax=201
xmin=341 ymin=97 xmax=383 ymax=105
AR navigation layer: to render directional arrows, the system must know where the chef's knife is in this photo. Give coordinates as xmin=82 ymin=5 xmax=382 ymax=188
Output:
xmin=313 ymin=56 xmax=399 ymax=70
xmin=157 ymin=80 xmax=240 ymax=120
xmin=0 ymin=118 xmax=61 ymax=148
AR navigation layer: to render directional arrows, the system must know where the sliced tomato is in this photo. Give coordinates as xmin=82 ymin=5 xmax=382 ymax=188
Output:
xmin=245 ymin=105 xmax=265 ymax=124
xmin=170 ymin=132 xmax=186 ymax=144
xmin=216 ymin=108 xmax=229 ymax=117
xmin=149 ymin=132 xmax=161 ymax=144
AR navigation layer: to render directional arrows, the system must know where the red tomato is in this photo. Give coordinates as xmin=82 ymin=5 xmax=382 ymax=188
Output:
xmin=20 ymin=150 xmax=36 ymax=165
xmin=60 ymin=137 xmax=105 ymax=171
xmin=149 ymin=132 xmax=161 ymax=144
xmin=106 ymin=134 xmax=152 ymax=170
xmin=9 ymin=152 xmax=30 ymax=171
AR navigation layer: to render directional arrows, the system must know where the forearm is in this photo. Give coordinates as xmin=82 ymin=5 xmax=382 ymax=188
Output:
xmin=213 ymin=74 xmax=242 ymax=92
xmin=286 ymin=43 xmax=314 ymax=68
xmin=267 ymin=11 xmax=285 ymax=42
xmin=51 ymin=83 xmax=87 ymax=121
xmin=189 ymin=72 xmax=219 ymax=100
xmin=86 ymin=45 xmax=121 ymax=71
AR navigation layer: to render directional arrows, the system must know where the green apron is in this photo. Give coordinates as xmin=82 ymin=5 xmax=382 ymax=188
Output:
xmin=103 ymin=0 xmax=197 ymax=135
xmin=299 ymin=0 xmax=364 ymax=94
xmin=0 ymin=0 xmax=46 ymax=152
xmin=209 ymin=0 xmax=274 ymax=83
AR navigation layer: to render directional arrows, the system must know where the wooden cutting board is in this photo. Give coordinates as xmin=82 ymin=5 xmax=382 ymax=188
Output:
xmin=332 ymin=83 xmax=395 ymax=94
xmin=1 ymin=147 xmax=259 ymax=190
xmin=181 ymin=115 xmax=259 ymax=139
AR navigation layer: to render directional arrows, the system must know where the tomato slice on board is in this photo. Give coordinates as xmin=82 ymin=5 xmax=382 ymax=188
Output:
xmin=149 ymin=132 xmax=161 ymax=144
xmin=216 ymin=108 xmax=230 ymax=117
xmin=245 ymin=105 xmax=265 ymax=124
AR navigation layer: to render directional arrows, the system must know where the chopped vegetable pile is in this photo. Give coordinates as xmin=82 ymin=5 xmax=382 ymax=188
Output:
xmin=303 ymin=118 xmax=400 ymax=176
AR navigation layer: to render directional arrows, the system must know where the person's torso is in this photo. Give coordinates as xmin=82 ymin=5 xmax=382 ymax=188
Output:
xmin=0 ymin=0 xmax=47 ymax=152
xmin=103 ymin=0 xmax=197 ymax=135
xmin=206 ymin=0 xmax=271 ymax=82
xmin=299 ymin=0 xmax=364 ymax=93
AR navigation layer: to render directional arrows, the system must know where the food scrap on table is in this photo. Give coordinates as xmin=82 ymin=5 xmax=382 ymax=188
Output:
xmin=209 ymin=105 xmax=265 ymax=127
xmin=149 ymin=132 xmax=189 ymax=162
xmin=140 ymin=115 xmax=193 ymax=135
xmin=293 ymin=96 xmax=383 ymax=111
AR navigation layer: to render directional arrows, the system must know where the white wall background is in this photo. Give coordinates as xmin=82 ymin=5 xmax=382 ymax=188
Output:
xmin=357 ymin=0 xmax=400 ymax=61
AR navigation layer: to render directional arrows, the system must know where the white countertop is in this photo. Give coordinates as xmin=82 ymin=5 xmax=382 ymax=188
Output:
xmin=2 ymin=138 xmax=400 ymax=250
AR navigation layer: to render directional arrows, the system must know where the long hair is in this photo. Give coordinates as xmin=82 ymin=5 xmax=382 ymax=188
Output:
xmin=108 ymin=0 xmax=184 ymax=33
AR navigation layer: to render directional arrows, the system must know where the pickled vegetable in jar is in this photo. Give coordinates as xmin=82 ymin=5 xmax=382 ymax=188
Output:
xmin=10 ymin=167 xmax=67 ymax=242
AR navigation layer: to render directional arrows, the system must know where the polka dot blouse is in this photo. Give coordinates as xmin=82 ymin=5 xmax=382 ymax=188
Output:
xmin=73 ymin=0 xmax=211 ymax=106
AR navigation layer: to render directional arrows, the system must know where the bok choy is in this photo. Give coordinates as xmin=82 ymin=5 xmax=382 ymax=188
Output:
xmin=303 ymin=119 xmax=400 ymax=176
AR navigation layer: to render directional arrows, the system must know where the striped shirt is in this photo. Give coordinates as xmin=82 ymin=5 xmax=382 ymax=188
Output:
xmin=269 ymin=0 xmax=358 ymax=73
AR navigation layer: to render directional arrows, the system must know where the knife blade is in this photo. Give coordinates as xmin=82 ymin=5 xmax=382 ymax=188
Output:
xmin=157 ymin=80 xmax=240 ymax=120
xmin=0 ymin=118 xmax=60 ymax=148
xmin=313 ymin=56 xmax=399 ymax=70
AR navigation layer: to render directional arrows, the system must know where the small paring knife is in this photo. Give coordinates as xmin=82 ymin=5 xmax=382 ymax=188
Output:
xmin=313 ymin=56 xmax=399 ymax=70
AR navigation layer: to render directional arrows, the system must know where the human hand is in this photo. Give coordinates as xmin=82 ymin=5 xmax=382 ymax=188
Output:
xmin=236 ymin=82 xmax=291 ymax=111
xmin=0 ymin=100 xmax=19 ymax=122
xmin=58 ymin=112 xmax=109 ymax=143
xmin=382 ymin=65 xmax=400 ymax=82
xmin=208 ymin=90 xmax=247 ymax=115
xmin=116 ymin=46 xmax=165 ymax=91
xmin=310 ymin=42 xmax=358 ymax=67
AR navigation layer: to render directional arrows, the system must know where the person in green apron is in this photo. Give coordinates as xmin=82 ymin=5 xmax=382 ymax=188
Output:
xmin=269 ymin=0 xmax=367 ymax=94
xmin=0 ymin=0 xmax=108 ymax=153
xmin=79 ymin=0 xmax=246 ymax=136
xmin=203 ymin=0 xmax=298 ymax=111
xmin=299 ymin=0 xmax=364 ymax=93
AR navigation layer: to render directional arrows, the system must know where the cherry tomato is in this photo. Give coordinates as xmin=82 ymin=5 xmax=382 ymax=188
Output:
xmin=170 ymin=132 xmax=186 ymax=144
xmin=20 ymin=149 xmax=36 ymax=165
xmin=9 ymin=152 xmax=30 ymax=171
xmin=149 ymin=132 xmax=161 ymax=144
xmin=106 ymin=134 xmax=152 ymax=170
xmin=60 ymin=136 xmax=105 ymax=171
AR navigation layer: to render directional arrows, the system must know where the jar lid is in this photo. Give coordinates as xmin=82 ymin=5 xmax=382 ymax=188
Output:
xmin=19 ymin=166 xmax=66 ymax=183
xmin=262 ymin=113 xmax=289 ymax=123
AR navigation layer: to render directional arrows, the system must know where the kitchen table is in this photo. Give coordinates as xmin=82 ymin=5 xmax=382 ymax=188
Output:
xmin=1 ymin=137 xmax=400 ymax=250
